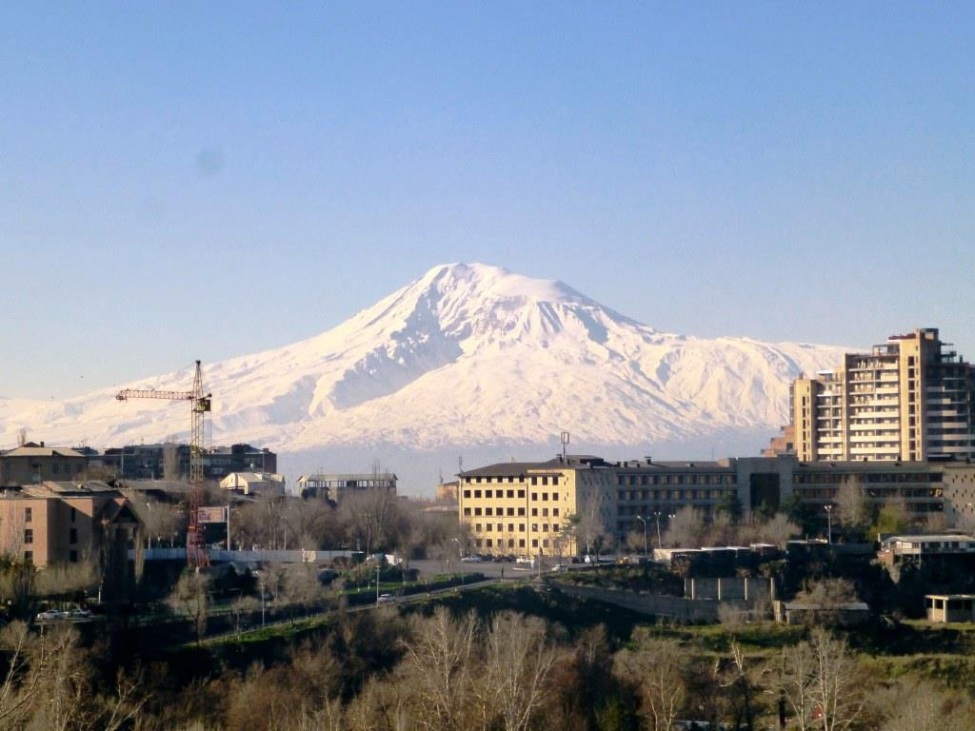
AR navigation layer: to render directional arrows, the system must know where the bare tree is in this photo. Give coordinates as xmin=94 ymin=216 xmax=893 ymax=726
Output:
xmin=168 ymin=570 xmax=211 ymax=645
xmin=398 ymin=607 xmax=481 ymax=731
xmin=776 ymin=627 xmax=864 ymax=731
xmin=614 ymin=633 xmax=688 ymax=731
xmin=835 ymin=477 xmax=869 ymax=539
xmin=665 ymin=506 xmax=707 ymax=549
xmin=481 ymin=612 xmax=561 ymax=731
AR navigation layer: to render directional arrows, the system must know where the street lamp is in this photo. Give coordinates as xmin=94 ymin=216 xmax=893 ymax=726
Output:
xmin=825 ymin=505 xmax=833 ymax=545
xmin=636 ymin=516 xmax=649 ymax=557
xmin=652 ymin=512 xmax=664 ymax=549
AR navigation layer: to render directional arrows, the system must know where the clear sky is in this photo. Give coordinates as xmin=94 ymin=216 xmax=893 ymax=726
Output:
xmin=2 ymin=3 xmax=973 ymax=400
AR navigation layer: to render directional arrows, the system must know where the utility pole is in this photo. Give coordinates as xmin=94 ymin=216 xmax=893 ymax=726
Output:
xmin=825 ymin=504 xmax=833 ymax=545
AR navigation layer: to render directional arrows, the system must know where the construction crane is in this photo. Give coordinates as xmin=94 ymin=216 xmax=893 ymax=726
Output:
xmin=116 ymin=360 xmax=212 ymax=567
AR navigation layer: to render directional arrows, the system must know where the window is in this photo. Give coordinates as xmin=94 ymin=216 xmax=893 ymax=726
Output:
xmin=508 ymin=523 xmax=514 ymax=532
xmin=485 ymin=490 xmax=492 ymax=498
xmin=532 ymin=508 xmax=538 ymax=516
xmin=69 ymin=528 xmax=78 ymax=544
xmin=24 ymin=551 xmax=32 ymax=564
xmin=507 ymin=507 xmax=514 ymax=516
xmin=518 ymin=507 xmax=525 ymax=516
xmin=463 ymin=507 xmax=471 ymax=516
xmin=553 ymin=508 xmax=559 ymax=516
xmin=71 ymin=507 xmax=76 ymax=523
xmin=23 ymin=529 xmax=33 ymax=545
xmin=476 ymin=523 xmax=483 ymax=532
xmin=507 ymin=489 xmax=514 ymax=498
xmin=485 ymin=508 xmax=493 ymax=516
xmin=24 ymin=508 xmax=32 ymax=523
xmin=474 ymin=508 xmax=482 ymax=516
xmin=517 ymin=490 xmax=525 ymax=498
xmin=69 ymin=550 xmax=78 ymax=563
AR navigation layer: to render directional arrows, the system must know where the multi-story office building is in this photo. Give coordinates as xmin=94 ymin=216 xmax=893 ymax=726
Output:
xmin=458 ymin=454 xmax=975 ymax=557
xmin=99 ymin=442 xmax=277 ymax=482
xmin=792 ymin=328 xmax=975 ymax=462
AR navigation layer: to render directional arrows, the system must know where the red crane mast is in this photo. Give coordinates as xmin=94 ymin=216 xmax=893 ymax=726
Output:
xmin=116 ymin=360 xmax=212 ymax=567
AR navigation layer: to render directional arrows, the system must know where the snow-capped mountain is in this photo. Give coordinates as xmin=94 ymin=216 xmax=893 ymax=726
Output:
xmin=1 ymin=263 xmax=848 ymax=460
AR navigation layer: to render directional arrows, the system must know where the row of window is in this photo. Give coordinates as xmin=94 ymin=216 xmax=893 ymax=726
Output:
xmin=472 ymin=523 xmax=560 ymax=534
xmin=463 ymin=506 xmax=560 ymax=518
xmin=23 ymin=549 xmax=80 ymax=564
xmin=463 ymin=489 xmax=562 ymax=501
xmin=23 ymin=528 xmax=78 ymax=544
xmin=617 ymin=489 xmax=727 ymax=501
xmin=473 ymin=538 xmax=552 ymax=549
xmin=617 ymin=474 xmax=735 ymax=486
xmin=464 ymin=474 xmax=561 ymax=486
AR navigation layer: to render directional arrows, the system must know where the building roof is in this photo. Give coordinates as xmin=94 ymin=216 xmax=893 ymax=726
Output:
xmin=2 ymin=446 xmax=86 ymax=459
xmin=21 ymin=481 xmax=118 ymax=498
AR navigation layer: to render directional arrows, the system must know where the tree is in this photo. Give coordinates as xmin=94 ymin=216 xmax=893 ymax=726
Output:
xmin=665 ymin=506 xmax=707 ymax=549
xmin=169 ymin=570 xmax=211 ymax=645
xmin=791 ymin=577 xmax=860 ymax=626
xmin=398 ymin=607 xmax=481 ymax=731
xmin=835 ymin=478 xmax=869 ymax=541
xmin=614 ymin=633 xmax=688 ymax=731
xmin=481 ymin=612 xmax=561 ymax=731
xmin=775 ymin=627 xmax=864 ymax=731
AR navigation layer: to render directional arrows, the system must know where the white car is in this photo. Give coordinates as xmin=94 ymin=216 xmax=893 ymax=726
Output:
xmin=377 ymin=593 xmax=395 ymax=605
xmin=35 ymin=610 xmax=67 ymax=621
xmin=460 ymin=555 xmax=480 ymax=563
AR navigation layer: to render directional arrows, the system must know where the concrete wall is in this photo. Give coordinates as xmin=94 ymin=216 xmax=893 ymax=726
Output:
xmin=683 ymin=576 xmax=773 ymax=602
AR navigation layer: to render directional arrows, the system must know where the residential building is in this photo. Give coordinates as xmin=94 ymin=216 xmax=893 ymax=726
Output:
xmin=298 ymin=472 xmax=397 ymax=502
xmin=0 ymin=481 xmax=141 ymax=568
xmin=0 ymin=443 xmax=88 ymax=486
xmin=791 ymin=328 xmax=975 ymax=462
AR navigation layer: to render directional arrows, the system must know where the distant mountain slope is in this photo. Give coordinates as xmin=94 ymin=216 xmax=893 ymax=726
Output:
xmin=0 ymin=263 xmax=849 ymax=453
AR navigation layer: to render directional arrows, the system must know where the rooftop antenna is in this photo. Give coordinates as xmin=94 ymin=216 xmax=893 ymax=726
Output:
xmin=560 ymin=431 xmax=570 ymax=461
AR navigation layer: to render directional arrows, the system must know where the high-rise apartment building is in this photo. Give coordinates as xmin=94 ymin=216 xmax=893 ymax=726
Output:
xmin=792 ymin=329 xmax=975 ymax=462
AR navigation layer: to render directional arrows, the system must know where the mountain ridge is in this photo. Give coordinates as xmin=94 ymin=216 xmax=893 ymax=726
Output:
xmin=0 ymin=263 xmax=850 ymax=459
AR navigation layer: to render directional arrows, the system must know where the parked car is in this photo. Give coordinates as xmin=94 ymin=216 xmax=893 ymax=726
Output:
xmin=377 ymin=593 xmax=395 ymax=605
xmin=460 ymin=555 xmax=480 ymax=563
xmin=35 ymin=609 xmax=67 ymax=621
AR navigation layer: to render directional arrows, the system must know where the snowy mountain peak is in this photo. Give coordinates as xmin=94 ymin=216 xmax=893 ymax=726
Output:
xmin=0 ymin=263 xmax=851 ymax=469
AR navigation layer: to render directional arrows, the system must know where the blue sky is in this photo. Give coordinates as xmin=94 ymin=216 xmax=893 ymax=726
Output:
xmin=2 ymin=3 xmax=973 ymax=399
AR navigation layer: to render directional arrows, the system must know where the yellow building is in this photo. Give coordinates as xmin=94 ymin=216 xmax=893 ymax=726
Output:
xmin=792 ymin=328 xmax=975 ymax=463
xmin=458 ymin=455 xmax=618 ymax=560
